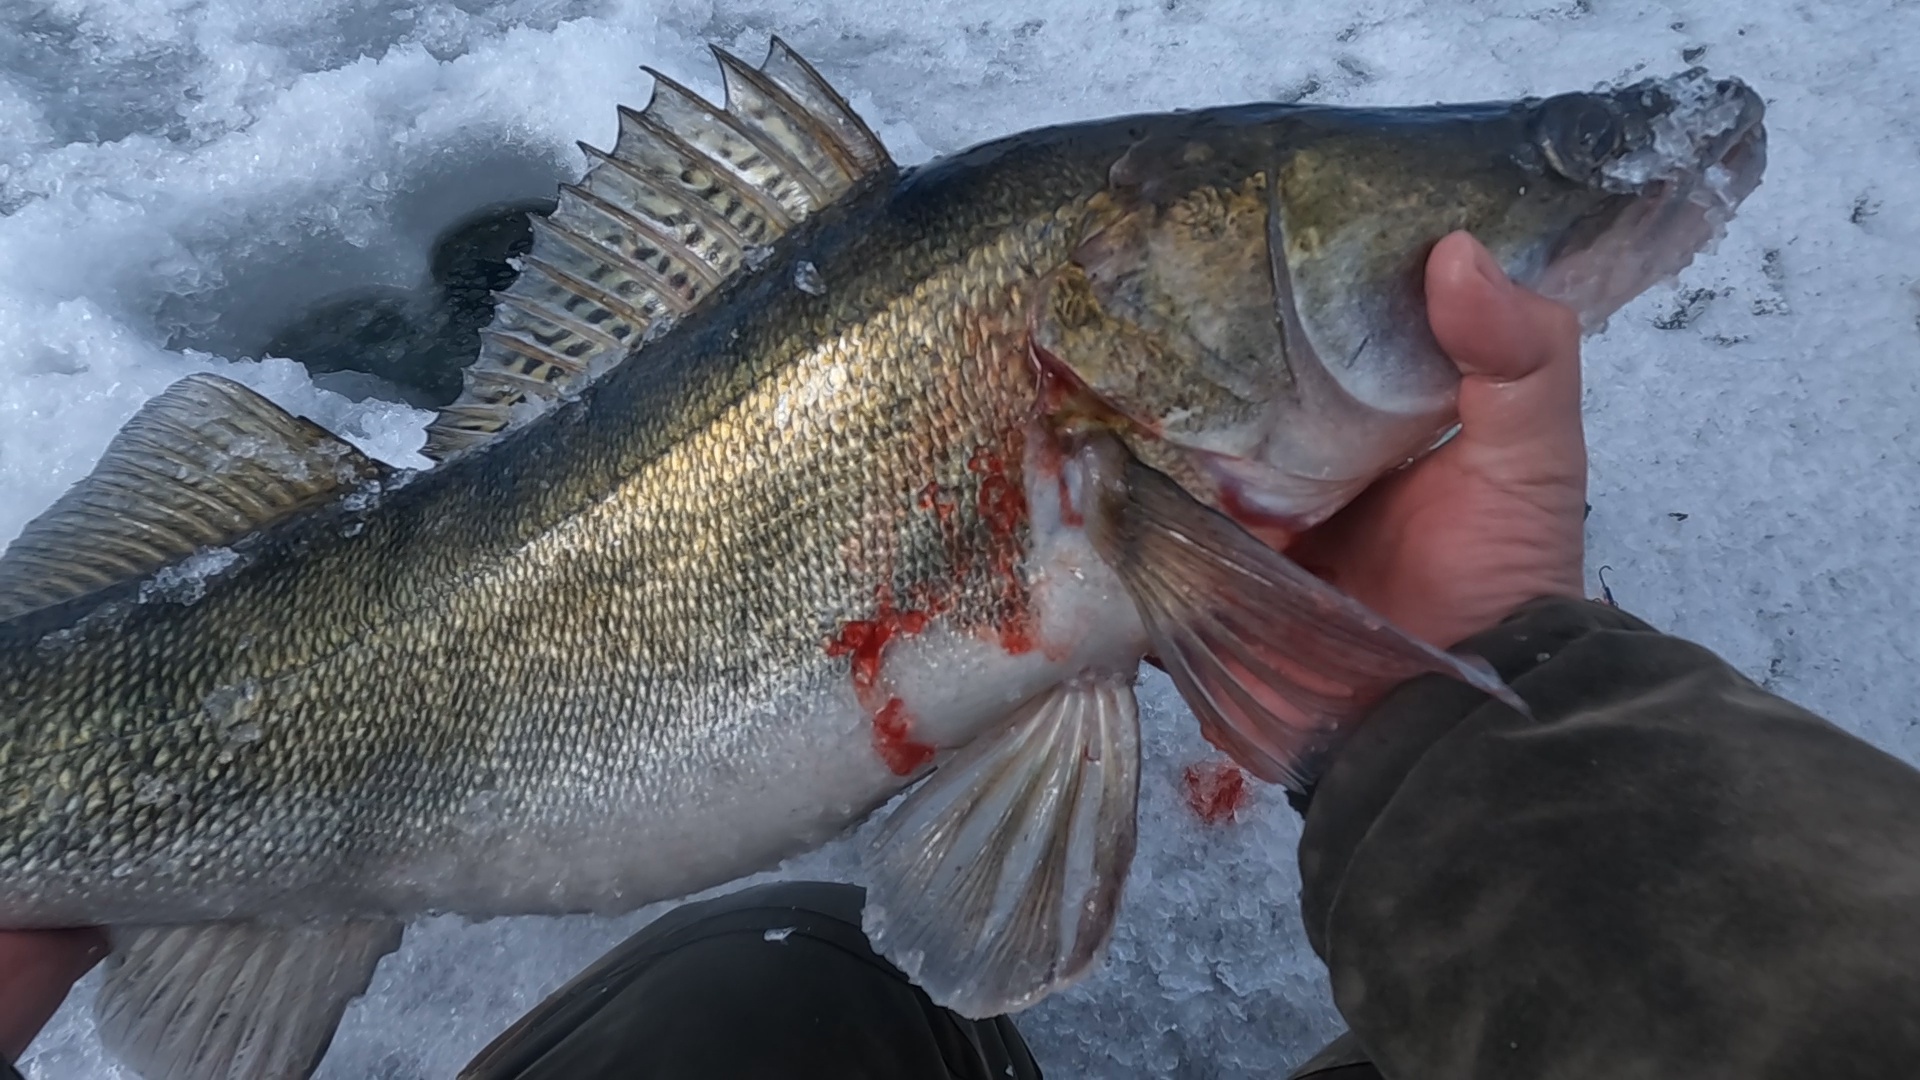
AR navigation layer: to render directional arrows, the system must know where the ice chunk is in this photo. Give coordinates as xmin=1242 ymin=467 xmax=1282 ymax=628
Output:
xmin=1599 ymin=68 xmax=1758 ymax=191
xmin=793 ymin=260 xmax=827 ymax=296
xmin=136 ymin=547 xmax=242 ymax=606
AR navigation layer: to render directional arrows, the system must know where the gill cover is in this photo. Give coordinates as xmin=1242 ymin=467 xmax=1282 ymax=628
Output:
xmin=1030 ymin=100 xmax=1636 ymax=533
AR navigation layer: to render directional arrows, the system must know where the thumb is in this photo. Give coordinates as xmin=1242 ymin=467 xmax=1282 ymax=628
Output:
xmin=1425 ymin=230 xmax=1585 ymax=461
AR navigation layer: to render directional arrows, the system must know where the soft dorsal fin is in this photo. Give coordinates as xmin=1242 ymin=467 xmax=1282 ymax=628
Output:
xmin=420 ymin=37 xmax=895 ymax=461
xmin=0 ymin=373 xmax=386 ymax=621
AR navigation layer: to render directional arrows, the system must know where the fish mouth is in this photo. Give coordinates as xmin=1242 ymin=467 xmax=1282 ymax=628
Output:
xmin=1202 ymin=75 xmax=1769 ymax=539
xmin=1535 ymin=71 xmax=1769 ymax=331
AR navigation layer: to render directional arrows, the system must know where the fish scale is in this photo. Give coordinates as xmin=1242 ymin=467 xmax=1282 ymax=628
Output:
xmin=2 ymin=127 xmax=1104 ymax=915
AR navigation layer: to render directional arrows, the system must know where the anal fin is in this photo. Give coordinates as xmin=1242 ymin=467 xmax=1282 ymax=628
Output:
xmin=95 ymin=920 xmax=402 ymax=1080
xmin=861 ymin=673 xmax=1141 ymax=1019
xmin=1083 ymin=438 xmax=1526 ymax=792
xmin=0 ymin=373 xmax=386 ymax=621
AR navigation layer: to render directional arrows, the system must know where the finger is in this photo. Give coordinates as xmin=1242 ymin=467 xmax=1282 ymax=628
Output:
xmin=1425 ymin=231 xmax=1585 ymax=462
xmin=0 ymin=928 xmax=109 ymax=1059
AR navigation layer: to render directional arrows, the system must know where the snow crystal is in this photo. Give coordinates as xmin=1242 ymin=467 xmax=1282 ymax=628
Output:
xmin=6 ymin=1 xmax=1918 ymax=1078
xmin=792 ymin=259 xmax=826 ymax=296
xmin=1598 ymin=67 xmax=1755 ymax=191
xmin=135 ymin=546 xmax=242 ymax=606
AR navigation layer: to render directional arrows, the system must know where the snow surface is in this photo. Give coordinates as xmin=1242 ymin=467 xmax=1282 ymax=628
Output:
xmin=5 ymin=0 xmax=1917 ymax=1076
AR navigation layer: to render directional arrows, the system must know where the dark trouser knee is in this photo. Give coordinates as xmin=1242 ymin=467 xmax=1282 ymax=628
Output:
xmin=461 ymin=881 xmax=1042 ymax=1080
xmin=1287 ymin=1031 xmax=1384 ymax=1080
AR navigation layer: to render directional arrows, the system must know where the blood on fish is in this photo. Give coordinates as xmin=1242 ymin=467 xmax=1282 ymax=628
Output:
xmin=872 ymin=697 xmax=936 ymax=776
xmin=1026 ymin=338 xmax=1130 ymax=429
xmin=1183 ymin=760 xmax=1251 ymax=824
xmin=903 ymin=578 xmax=954 ymax=620
xmin=836 ymin=438 xmax=1042 ymax=706
xmin=969 ymin=448 xmax=1025 ymax=536
xmin=997 ymin=620 xmax=1037 ymax=656
xmin=967 ymin=445 xmax=1039 ymax=656
xmin=825 ymin=619 xmax=886 ymax=693
xmin=826 ymin=588 xmax=932 ymax=695
xmin=1027 ymin=430 xmax=1082 ymax=527
xmin=826 ymin=584 xmax=939 ymax=775
xmin=1214 ymin=483 xmax=1300 ymax=553
xmin=915 ymin=480 xmax=957 ymax=524
xmin=1026 ymin=339 xmax=1127 ymax=528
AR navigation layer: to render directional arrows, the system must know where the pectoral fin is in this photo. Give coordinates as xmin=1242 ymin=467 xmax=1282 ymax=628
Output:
xmin=94 ymin=920 xmax=402 ymax=1080
xmin=861 ymin=673 xmax=1141 ymax=1019
xmin=1082 ymin=438 xmax=1525 ymax=792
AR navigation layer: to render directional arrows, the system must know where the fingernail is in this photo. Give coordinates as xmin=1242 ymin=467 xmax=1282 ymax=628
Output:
xmin=1471 ymin=240 xmax=1513 ymax=294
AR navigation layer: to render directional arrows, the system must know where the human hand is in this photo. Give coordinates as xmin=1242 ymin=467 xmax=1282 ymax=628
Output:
xmin=1288 ymin=230 xmax=1589 ymax=651
xmin=0 ymin=928 xmax=109 ymax=1062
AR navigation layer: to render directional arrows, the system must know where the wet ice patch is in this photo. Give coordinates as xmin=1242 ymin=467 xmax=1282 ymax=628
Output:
xmin=137 ymin=547 xmax=242 ymax=607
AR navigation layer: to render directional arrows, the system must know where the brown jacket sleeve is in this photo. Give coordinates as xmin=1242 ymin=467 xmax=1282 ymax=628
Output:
xmin=1294 ymin=597 xmax=1920 ymax=1080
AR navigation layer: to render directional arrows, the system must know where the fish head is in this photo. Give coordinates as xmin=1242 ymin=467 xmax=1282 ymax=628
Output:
xmin=1035 ymin=68 xmax=1767 ymax=537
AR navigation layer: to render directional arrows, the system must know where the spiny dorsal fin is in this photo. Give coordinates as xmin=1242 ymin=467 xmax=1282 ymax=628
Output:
xmin=0 ymin=373 xmax=386 ymax=621
xmin=420 ymin=37 xmax=895 ymax=461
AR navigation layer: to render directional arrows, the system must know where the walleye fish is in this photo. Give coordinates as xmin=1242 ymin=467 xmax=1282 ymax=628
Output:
xmin=0 ymin=40 xmax=1765 ymax=1080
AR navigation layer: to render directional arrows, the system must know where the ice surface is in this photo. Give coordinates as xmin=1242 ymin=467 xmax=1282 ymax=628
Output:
xmin=5 ymin=0 xmax=1918 ymax=1077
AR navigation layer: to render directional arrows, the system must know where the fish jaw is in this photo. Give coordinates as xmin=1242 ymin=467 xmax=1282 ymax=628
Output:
xmin=1535 ymin=72 xmax=1768 ymax=330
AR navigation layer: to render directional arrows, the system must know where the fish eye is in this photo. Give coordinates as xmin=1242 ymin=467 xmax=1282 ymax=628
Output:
xmin=1534 ymin=94 xmax=1626 ymax=181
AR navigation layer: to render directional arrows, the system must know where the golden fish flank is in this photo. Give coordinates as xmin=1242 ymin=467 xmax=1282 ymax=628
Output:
xmin=0 ymin=38 xmax=1766 ymax=1080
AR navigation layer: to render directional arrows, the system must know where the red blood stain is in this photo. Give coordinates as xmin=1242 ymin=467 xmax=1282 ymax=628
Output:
xmin=1059 ymin=492 xmax=1084 ymax=528
xmin=997 ymin=618 xmax=1037 ymax=656
xmin=1023 ymin=357 xmax=1086 ymax=527
xmin=915 ymin=481 xmax=957 ymax=525
xmin=1028 ymin=431 xmax=1083 ymax=528
xmin=1183 ymin=760 xmax=1251 ymax=825
xmin=1215 ymin=484 xmax=1300 ymax=553
xmin=903 ymin=578 xmax=954 ymax=620
xmin=1027 ymin=339 xmax=1136 ymax=431
xmin=970 ymin=448 xmax=1026 ymax=537
xmin=840 ymin=437 xmax=1045 ymax=699
xmin=872 ymin=697 xmax=935 ymax=776
xmin=826 ymin=589 xmax=932 ymax=696
xmin=967 ymin=445 xmax=1038 ymax=656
